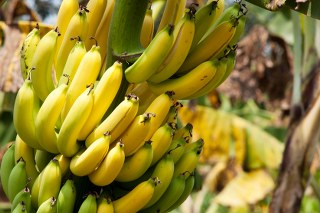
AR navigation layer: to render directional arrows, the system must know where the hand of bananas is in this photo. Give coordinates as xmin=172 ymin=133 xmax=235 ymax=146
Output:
xmin=0 ymin=0 xmax=247 ymax=212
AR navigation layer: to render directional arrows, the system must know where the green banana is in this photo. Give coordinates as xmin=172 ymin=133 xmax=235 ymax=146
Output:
xmin=167 ymin=138 xmax=187 ymax=163
xmin=11 ymin=187 xmax=32 ymax=213
xmin=0 ymin=143 xmax=15 ymax=198
xmin=57 ymin=179 xmax=76 ymax=213
xmin=78 ymin=193 xmax=97 ymax=213
xmin=12 ymin=201 xmax=27 ymax=213
xmin=34 ymin=149 xmax=55 ymax=172
xmin=8 ymin=158 xmax=28 ymax=202
xmin=36 ymin=197 xmax=57 ymax=213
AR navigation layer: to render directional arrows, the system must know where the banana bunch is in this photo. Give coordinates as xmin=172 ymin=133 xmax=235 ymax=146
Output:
xmin=125 ymin=0 xmax=247 ymax=100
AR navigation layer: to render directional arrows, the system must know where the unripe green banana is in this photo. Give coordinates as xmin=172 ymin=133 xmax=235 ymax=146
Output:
xmin=0 ymin=143 xmax=15 ymax=198
xmin=57 ymin=179 xmax=76 ymax=213
xmin=31 ymin=171 xmax=42 ymax=209
xmin=167 ymin=138 xmax=187 ymax=163
xmin=12 ymin=201 xmax=27 ymax=213
xmin=8 ymin=158 xmax=28 ymax=202
xmin=11 ymin=187 xmax=32 ymax=213
xmin=78 ymin=193 xmax=97 ymax=213
xmin=173 ymin=123 xmax=193 ymax=142
xmin=36 ymin=197 xmax=57 ymax=213
xmin=34 ymin=149 xmax=55 ymax=172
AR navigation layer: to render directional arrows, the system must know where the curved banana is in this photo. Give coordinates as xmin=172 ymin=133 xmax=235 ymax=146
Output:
xmin=113 ymin=177 xmax=159 ymax=213
xmin=57 ymin=179 xmax=76 ymax=213
xmin=54 ymin=154 xmax=71 ymax=178
xmin=14 ymin=135 xmax=39 ymax=187
xmin=12 ymin=201 xmax=27 ymax=213
xmin=58 ymin=38 xmax=86 ymax=86
xmin=140 ymin=8 xmax=154 ymax=48
xmin=36 ymin=197 xmax=57 ymax=213
xmin=150 ymin=123 xmax=174 ymax=165
xmin=34 ymin=149 xmax=55 ymax=172
xmin=115 ymin=141 xmax=153 ymax=182
xmin=31 ymin=28 xmax=60 ymax=101
xmin=125 ymin=25 xmax=174 ymax=83
xmin=55 ymin=7 xmax=88 ymax=80
xmin=166 ymin=104 xmax=179 ymax=124
xmin=143 ymin=154 xmax=175 ymax=209
xmin=61 ymin=44 xmax=101 ymax=121
xmin=184 ymin=138 xmax=204 ymax=152
xmin=142 ymin=173 xmax=186 ymax=213
xmin=167 ymin=138 xmax=187 ymax=163
xmin=70 ymin=132 xmax=110 ymax=176
xmin=156 ymin=0 xmax=184 ymax=33
xmin=85 ymin=94 xmax=139 ymax=147
xmin=20 ymin=25 xmax=40 ymax=80
xmin=78 ymin=193 xmax=97 ymax=213
xmin=37 ymin=159 xmax=62 ymax=207
xmin=57 ymin=85 xmax=94 ymax=157
xmin=8 ymin=158 xmax=28 ymax=202
xmin=11 ymin=187 xmax=32 ymax=213
xmin=89 ymin=141 xmax=125 ymax=186
xmin=144 ymin=92 xmax=173 ymax=140
xmin=84 ymin=0 xmax=108 ymax=48
xmin=117 ymin=113 xmax=152 ymax=156
xmin=79 ymin=61 xmax=123 ymax=140
xmin=173 ymin=123 xmax=193 ymax=142
xmin=217 ymin=46 xmax=237 ymax=85
xmin=148 ymin=10 xmax=195 ymax=83
xmin=31 ymin=171 xmax=43 ymax=208
xmin=0 ymin=143 xmax=16 ymax=198
xmin=148 ymin=60 xmax=217 ymax=100
xmin=13 ymin=74 xmax=42 ymax=150
xmin=35 ymin=78 xmax=69 ymax=154
xmin=97 ymin=195 xmax=114 ymax=213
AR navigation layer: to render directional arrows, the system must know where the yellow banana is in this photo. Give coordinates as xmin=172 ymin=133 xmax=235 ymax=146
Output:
xmin=0 ymin=143 xmax=15 ymax=198
xmin=85 ymin=94 xmax=139 ymax=147
xmin=151 ymin=0 xmax=166 ymax=31
xmin=89 ymin=141 xmax=125 ymax=186
xmin=97 ymin=195 xmax=114 ymax=213
xmin=11 ymin=187 xmax=32 ymax=213
xmin=57 ymin=85 xmax=94 ymax=157
xmin=31 ymin=28 xmax=60 ymax=101
xmin=184 ymin=138 xmax=204 ymax=152
xmin=36 ymin=197 xmax=57 ymax=213
xmin=165 ymin=104 xmax=179 ymax=125
xmin=20 ymin=25 xmax=40 ymax=80
xmin=78 ymin=193 xmax=97 ymax=213
xmin=58 ymin=38 xmax=86 ymax=86
xmin=35 ymin=76 xmax=69 ymax=154
xmin=13 ymin=73 xmax=42 ymax=150
xmin=217 ymin=46 xmax=237 ymax=85
xmin=125 ymin=25 xmax=174 ymax=83
xmin=148 ymin=60 xmax=217 ymax=100
xmin=31 ymin=170 xmax=42 ymax=208
xmin=148 ymin=10 xmax=195 ymax=83
xmin=61 ymin=44 xmax=101 ymax=121
xmin=117 ymin=113 xmax=152 ymax=156
xmin=140 ymin=8 xmax=154 ymax=48
xmin=113 ymin=177 xmax=159 ymax=213
xmin=78 ymin=61 xmax=123 ymax=140
xmin=54 ymin=154 xmax=71 ymax=177
xmin=55 ymin=6 xmax=88 ymax=80
xmin=150 ymin=123 xmax=174 ymax=166
xmin=84 ymin=0 xmax=108 ymax=48
xmin=156 ymin=0 xmax=184 ymax=33
xmin=167 ymin=138 xmax=187 ymax=163
xmin=37 ymin=159 xmax=62 ymax=207
xmin=173 ymin=122 xmax=193 ymax=142
xmin=14 ymin=135 xmax=39 ymax=187
xmin=143 ymin=154 xmax=175 ymax=208
xmin=115 ymin=141 xmax=153 ymax=182
xmin=57 ymin=179 xmax=76 ymax=213
xmin=8 ymin=158 xmax=28 ymax=202
xmin=70 ymin=132 xmax=110 ymax=176
xmin=144 ymin=92 xmax=174 ymax=140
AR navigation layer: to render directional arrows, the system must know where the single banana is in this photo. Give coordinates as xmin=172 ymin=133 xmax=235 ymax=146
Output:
xmin=97 ymin=195 xmax=114 ymax=213
xmin=20 ymin=25 xmax=40 ymax=80
xmin=84 ymin=0 xmax=108 ymax=48
xmin=35 ymin=76 xmax=69 ymax=154
xmin=217 ymin=46 xmax=237 ymax=86
xmin=148 ymin=10 xmax=195 ymax=83
xmin=31 ymin=28 xmax=60 ymax=101
xmin=54 ymin=154 xmax=71 ymax=178
xmin=70 ymin=132 xmax=110 ymax=176
xmin=89 ymin=141 xmax=125 ymax=186
xmin=13 ymin=74 xmax=42 ymax=150
xmin=150 ymin=123 xmax=174 ymax=166
xmin=57 ymin=179 xmax=77 ymax=213
xmin=0 ymin=143 xmax=15 ymax=198
xmin=140 ymin=8 xmax=154 ymax=48
xmin=78 ymin=193 xmax=97 ymax=213
xmin=34 ymin=149 xmax=55 ymax=172
xmin=57 ymin=85 xmax=94 ymax=157
xmin=8 ymin=158 xmax=28 ymax=202
xmin=11 ymin=187 xmax=32 ymax=213
xmin=165 ymin=104 xmax=179 ymax=125
xmin=12 ymin=201 xmax=27 ymax=213
xmin=173 ymin=123 xmax=193 ymax=142
xmin=143 ymin=154 xmax=175 ymax=208
xmin=148 ymin=60 xmax=217 ymax=100
xmin=117 ymin=113 xmax=152 ymax=156
xmin=125 ymin=25 xmax=174 ymax=83
xmin=85 ymin=94 xmax=139 ymax=147
xmin=78 ymin=61 xmax=123 ymax=140
xmin=58 ymin=38 xmax=86 ymax=86
xmin=167 ymin=138 xmax=187 ymax=163
xmin=142 ymin=173 xmax=186 ymax=213
xmin=14 ymin=135 xmax=39 ymax=187
xmin=37 ymin=159 xmax=62 ymax=207
xmin=61 ymin=44 xmax=101 ymax=121
xmin=115 ymin=141 xmax=153 ymax=182
xmin=184 ymin=138 xmax=204 ymax=153
xmin=156 ymin=0 xmax=182 ymax=33
xmin=55 ymin=6 xmax=88 ymax=80
xmin=36 ymin=197 xmax=57 ymax=213
xmin=31 ymin=171 xmax=43 ymax=208
xmin=113 ymin=177 xmax=160 ymax=213
xmin=144 ymin=92 xmax=174 ymax=140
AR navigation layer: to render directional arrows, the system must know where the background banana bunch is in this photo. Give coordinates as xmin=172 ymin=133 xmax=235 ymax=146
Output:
xmin=0 ymin=0 xmax=248 ymax=212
